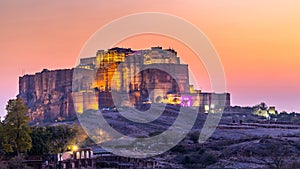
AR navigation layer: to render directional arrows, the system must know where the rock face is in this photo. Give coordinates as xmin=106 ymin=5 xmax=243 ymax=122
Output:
xmin=18 ymin=69 xmax=76 ymax=122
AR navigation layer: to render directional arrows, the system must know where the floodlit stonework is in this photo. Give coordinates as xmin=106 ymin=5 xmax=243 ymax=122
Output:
xmin=18 ymin=47 xmax=230 ymax=122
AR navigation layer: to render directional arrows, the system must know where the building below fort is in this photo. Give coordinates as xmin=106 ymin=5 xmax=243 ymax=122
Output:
xmin=18 ymin=47 xmax=230 ymax=123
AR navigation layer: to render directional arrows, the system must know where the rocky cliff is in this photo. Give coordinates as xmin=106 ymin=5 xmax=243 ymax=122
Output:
xmin=18 ymin=69 xmax=76 ymax=123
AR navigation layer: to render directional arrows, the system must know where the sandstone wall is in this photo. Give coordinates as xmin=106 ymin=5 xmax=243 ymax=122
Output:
xmin=18 ymin=69 xmax=76 ymax=123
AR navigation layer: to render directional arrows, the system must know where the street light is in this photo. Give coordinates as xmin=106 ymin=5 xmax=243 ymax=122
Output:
xmin=72 ymin=145 xmax=78 ymax=152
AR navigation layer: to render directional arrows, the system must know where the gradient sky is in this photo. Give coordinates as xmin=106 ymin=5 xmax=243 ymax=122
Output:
xmin=1 ymin=0 xmax=300 ymax=117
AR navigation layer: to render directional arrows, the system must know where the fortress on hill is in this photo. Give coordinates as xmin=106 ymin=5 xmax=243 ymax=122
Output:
xmin=18 ymin=47 xmax=230 ymax=123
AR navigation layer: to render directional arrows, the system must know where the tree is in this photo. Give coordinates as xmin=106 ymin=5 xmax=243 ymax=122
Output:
xmin=190 ymin=131 xmax=200 ymax=143
xmin=2 ymin=98 xmax=32 ymax=156
xmin=47 ymin=125 xmax=77 ymax=153
xmin=0 ymin=122 xmax=5 ymax=159
xmin=29 ymin=125 xmax=78 ymax=155
xmin=254 ymin=102 xmax=268 ymax=111
xmin=252 ymin=137 xmax=298 ymax=169
xmin=29 ymin=126 xmax=52 ymax=155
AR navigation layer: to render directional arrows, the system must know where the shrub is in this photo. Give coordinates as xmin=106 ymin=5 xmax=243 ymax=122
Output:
xmin=198 ymin=148 xmax=205 ymax=155
xmin=7 ymin=155 xmax=33 ymax=169
xmin=171 ymin=145 xmax=186 ymax=153
xmin=183 ymin=156 xmax=190 ymax=164
xmin=190 ymin=131 xmax=200 ymax=143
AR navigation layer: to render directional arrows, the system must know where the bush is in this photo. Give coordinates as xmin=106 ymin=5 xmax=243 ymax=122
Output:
xmin=183 ymin=152 xmax=219 ymax=168
xmin=190 ymin=131 xmax=200 ymax=143
xmin=183 ymin=156 xmax=190 ymax=164
xmin=296 ymin=143 xmax=300 ymax=151
xmin=171 ymin=145 xmax=186 ymax=153
xmin=201 ymin=153 xmax=218 ymax=165
xmin=7 ymin=155 xmax=33 ymax=169
xmin=198 ymin=148 xmax=205 ymax=155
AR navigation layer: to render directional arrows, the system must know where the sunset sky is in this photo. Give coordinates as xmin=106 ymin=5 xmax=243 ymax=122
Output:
xmin=1 ymin=0 xmax=300 ymax=117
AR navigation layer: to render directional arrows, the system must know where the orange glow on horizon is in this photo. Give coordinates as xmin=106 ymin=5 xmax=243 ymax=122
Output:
xmin=0 ymin=0 xmax=300 ymax=115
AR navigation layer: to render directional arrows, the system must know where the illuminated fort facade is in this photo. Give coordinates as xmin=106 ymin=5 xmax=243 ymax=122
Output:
xmin=72 ymin=47 xmax=230 ymax=113
xmin=18 ymin=47 xmax=230 ymax=122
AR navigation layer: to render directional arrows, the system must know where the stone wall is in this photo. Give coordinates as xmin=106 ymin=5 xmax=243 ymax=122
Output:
xmin=18 ymin=69 xmax=76 ymax=123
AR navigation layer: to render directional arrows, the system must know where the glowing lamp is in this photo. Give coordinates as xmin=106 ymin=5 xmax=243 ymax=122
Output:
xmin=72 ymin=145 xmax=78 ymax=152
xmin=204 ymin=105 xmax=210 ymax=111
